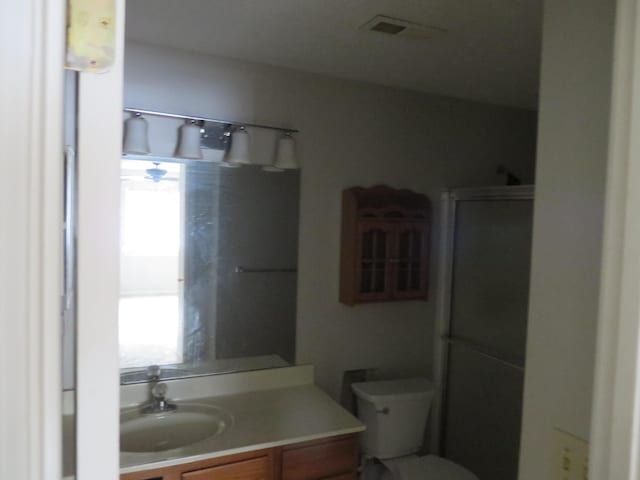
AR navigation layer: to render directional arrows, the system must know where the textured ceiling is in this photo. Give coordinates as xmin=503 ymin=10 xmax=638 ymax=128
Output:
xmin=126 ymin=0 xmax=542 ymax=109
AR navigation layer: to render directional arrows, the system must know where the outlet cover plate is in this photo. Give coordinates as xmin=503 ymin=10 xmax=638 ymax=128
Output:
xmin=552 ymin=428 xmax=589 ymax=480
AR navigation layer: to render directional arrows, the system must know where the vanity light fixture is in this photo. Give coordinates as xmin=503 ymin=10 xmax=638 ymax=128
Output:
xmin=218 ymin=129 xmax=239 ymax=168
xmin=225 ymin=126 xmax=251 ymax=165
xmin=123 ymin=112 xmax=151 ymax=155
xmin=174 ymin=119 xmax=203 ymax=159
xmin=273 ymin=132 xmax=298 ymax=169
xmin=122 ymin=107 xmax=300 ymax=168
xmin=263 ymin=132 xmax=299 ymax=172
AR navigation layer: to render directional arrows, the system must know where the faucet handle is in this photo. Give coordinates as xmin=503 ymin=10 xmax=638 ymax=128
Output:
xmin=142 ymin=382 xmax=176 ymax=414
xmin=146 ymin=365 xmax=161 ymax=381
xmin=151 ymin=382 xmax=168 ymax=400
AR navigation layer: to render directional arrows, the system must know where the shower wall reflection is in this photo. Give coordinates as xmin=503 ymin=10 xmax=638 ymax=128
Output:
xmin=119 ymin=158 xmax=299 ymax=382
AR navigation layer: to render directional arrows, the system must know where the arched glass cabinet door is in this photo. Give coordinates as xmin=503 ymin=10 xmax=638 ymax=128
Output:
xmin=392 ymin=222 xmax=430 ymax=299
xmin=354 ymin=221 xmax=394 ymax=301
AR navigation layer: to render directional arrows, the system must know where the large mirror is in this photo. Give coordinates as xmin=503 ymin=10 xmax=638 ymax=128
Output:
xmin=119 ymin=158 xmax=299 ymax=383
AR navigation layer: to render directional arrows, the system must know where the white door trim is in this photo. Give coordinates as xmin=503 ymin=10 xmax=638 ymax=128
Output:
xmin=590 ymin=0 xmax=640 ymax=478
xmin=75 ymin=1 xmax=125 ymax=479
xmin=0 ymin=0 xmax=66 ymax=479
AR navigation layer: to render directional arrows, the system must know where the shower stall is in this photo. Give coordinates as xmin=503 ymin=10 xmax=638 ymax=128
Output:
xmin=436 ymin=185 xmax=534 ymax=480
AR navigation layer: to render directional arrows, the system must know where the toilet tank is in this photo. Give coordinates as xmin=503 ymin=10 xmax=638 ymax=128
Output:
xmin=352 ymin=378 xmax=435 ymax=459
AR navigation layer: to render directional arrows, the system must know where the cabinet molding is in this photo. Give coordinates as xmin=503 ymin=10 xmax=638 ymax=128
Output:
xmin=182 ymin=456 xmax=270 ymax=480
xmin=340 ymin=185 xmax=431 ymax=305
xmin=121 ymin=435 xmax=357 ymax=480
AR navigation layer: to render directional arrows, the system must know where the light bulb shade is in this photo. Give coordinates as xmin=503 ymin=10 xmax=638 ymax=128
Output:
xmin=262 ymin=165 xmax=284 ymax=173
xmin=174 ymin=120 xmax=203 ymax=159
xmin=225 ymin=127 xmax=251 ymax=164
xmin=274 ymin=133 xmax=298 ymax=169
xmin=123 ymin=114 xmax=151 ymax=154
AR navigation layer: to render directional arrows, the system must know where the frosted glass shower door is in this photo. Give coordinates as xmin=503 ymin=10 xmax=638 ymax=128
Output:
xmin=443 ymin=191 xmax=533 ymax=480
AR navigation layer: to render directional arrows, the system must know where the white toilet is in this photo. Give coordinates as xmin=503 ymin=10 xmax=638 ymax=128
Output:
xmin=352 ymin=378 xmax=478 ymax=480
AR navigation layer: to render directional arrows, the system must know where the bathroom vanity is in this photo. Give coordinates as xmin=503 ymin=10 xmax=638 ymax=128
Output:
xmin=121 ymin=434 xmax=358 ymax=480
xmin=117 ymin=366 xmax=364 ymax=480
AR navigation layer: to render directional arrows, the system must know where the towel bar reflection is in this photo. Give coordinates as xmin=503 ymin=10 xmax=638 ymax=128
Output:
xmin=235 ymin=266 xmax=298 ymax=273
xmin=234 ymin=266 xmax=298 ymax=273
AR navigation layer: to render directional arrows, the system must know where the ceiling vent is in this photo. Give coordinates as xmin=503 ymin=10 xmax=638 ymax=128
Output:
xmin=360 ymin=15 xmax=446 ymax=40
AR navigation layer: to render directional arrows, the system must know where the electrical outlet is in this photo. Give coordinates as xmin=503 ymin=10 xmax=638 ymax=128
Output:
xmin=552 ymin=428 xmax=589 ymax=480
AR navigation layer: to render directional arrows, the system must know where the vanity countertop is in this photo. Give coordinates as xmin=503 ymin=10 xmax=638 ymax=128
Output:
xmin=120 ymin=383 xmax=365 ymax=474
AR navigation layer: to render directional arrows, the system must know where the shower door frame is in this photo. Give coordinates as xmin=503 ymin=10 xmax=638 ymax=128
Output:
xmin=431 ymin=185 xmax=534 ymax=455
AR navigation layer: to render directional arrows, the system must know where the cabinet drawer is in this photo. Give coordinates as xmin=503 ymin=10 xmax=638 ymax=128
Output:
xmin=281 ymin=437 xmax=357 ymax=480
xmin=182 ymin=456 xmax=270 ymax=480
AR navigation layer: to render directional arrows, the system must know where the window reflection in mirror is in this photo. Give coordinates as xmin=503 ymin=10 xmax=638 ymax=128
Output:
xmin=120 ymin=160 xmax=185 ymax=368
xmin=118 ymin=158 xmax=299 ymax=383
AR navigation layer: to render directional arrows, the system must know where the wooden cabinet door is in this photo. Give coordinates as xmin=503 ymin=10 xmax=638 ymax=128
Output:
xmin=122 ymin=450 xmax=275 ymax=480
xmin=281 ymin=436 xmax=358 ymax=480
xmin=391 ymin=222 xmax=429 ymax=299
xmin=340 ymin=186 xmax=431 ymax=305
xmin=182 ymin=457 xmax=270 ymax=480
xmin=353 ymin=220 xmax=394 ymax=302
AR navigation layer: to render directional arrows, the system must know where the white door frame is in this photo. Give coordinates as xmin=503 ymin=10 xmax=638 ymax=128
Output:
xmin=75 ymin=1 xmax=125 ymax=480
xmin=1 ymin=0 xmax=125 ymax=479
xmin=0 ymin=0 xmax=66 ymax=480
xmin=4 ymin=0 xmax=640 ymax=478
xmin=590 ymin=0 xmax=640 ymax=478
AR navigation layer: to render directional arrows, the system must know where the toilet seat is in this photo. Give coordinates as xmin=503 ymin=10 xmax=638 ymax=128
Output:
xmin=381 ymin=455 xmax=478 ymax=480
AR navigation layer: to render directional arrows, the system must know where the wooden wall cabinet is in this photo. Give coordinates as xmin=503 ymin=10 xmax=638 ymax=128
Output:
xmin=121 ymin=434 xmax=358 ymax=480
xmin=340 ymin=186 xmax=431 ymax=305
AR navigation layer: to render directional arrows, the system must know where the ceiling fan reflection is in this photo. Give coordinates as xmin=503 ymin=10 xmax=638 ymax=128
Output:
xmin=121 ymin=162 xmax=179 ymax=183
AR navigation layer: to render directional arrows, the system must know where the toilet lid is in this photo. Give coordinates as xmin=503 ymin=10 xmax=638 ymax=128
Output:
xmin=383 ymin=455 xmax=479 ymax=480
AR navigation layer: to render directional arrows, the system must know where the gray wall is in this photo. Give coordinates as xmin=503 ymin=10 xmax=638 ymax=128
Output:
xmin=124 ymin=40 xmax=538 ymax=399
xmin=518 ymin=1 xmax=615 ymax=478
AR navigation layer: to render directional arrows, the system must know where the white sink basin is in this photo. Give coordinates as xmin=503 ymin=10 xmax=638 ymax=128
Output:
xmin=120 ymin=403 xmax=233 ymax=453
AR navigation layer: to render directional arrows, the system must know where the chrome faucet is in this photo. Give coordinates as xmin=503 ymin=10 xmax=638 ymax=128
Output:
xmin=142 ymin=365 xmax=177 ymax=414
xmin=146 ymin=364 xmax=161 ymax=382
